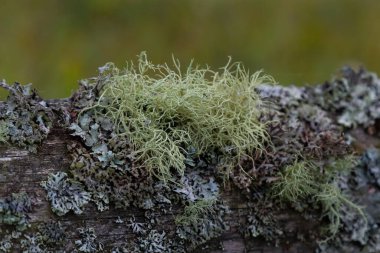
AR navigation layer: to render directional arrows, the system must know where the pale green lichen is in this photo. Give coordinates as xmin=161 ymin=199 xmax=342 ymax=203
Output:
xmin=175 ymin=198 xmax=217 ymax=226
xmin=315 ymin=182 xmax=366 ymax=241
xmin=271 ymin=159 xmax=367 ymax=240
xmin=80 ymin=52 xmax=272 ymax=182
xmin=271 ymin=161 xmax=316 ymax=202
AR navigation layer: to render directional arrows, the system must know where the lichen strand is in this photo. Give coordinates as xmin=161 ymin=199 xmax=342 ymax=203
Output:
xmin=73 ymin=52 xmax=271 ymax=182
xmin=271 ymin=160 xmax=366 ymax=240
xmin=0 ymin=81 xmax=53 ymax=152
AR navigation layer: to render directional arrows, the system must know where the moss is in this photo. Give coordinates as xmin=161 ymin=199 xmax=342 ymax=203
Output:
xmin=79 ymin=52 xmax=272 ymax=182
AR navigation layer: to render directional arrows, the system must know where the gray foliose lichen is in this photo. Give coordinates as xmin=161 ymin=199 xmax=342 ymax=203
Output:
xmin=0 ymin=81 xmax=53 ymax=152
xmin=0 ymin=192 xmax=33 ymax=252
xmin=41 ymin=172 xmax=91 ymax=216
xmin=310 ymin=67 xmax=380 ymax=129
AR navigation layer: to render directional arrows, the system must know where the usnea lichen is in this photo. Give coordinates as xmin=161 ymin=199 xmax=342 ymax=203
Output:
xmin=77 ymin=52 xmax=272 ymax=182
xmin=271 ymin=159 xmax=366 ymax=240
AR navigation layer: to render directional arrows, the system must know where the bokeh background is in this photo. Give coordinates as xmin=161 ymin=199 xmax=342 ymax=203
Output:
xmin=1 ymin=0 xmax=380 ymax=98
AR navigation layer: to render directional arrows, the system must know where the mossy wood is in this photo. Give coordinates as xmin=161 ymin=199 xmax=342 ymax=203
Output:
xmin=1 ymin=60 xmax=380 ymax=253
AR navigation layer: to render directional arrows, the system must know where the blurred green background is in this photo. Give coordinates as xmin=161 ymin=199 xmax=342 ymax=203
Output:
xmin=1 ymin=0 xmax=380 ymax=98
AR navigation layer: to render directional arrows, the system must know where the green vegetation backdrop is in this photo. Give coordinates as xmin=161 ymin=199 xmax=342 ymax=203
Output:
xmin=1 ymin=0 xmax=379 ymax=98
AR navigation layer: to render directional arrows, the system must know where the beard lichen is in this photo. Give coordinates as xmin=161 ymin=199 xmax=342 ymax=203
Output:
xmin=78 ymin=52 xmax=272 ymax=182
xmin=271 ymin=159 xmax=367 ymax=241
xmin=271 ymin=161 xmax=317 ymax=202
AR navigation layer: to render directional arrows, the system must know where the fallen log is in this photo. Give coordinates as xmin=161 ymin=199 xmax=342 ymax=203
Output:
xmin=1 ymin=63 xmax=380 ymax=253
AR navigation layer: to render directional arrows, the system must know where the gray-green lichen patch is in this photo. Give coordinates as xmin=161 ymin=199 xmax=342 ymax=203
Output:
xmin=75 ymin=227 xmax=103 ymax=253
xmin=0 ymin=192 xmax=34 ymax=252
xmin=0 ymin=80 xmax=53 ymax=152
xmin=0 ymin=192 xmax=32 ymax=232
xmin=229 ymin=82 xmax=367 ymax=245
xmin=310 ymin=67 xmax=380 ymax=129
xmin=11 ymin=221 xmax=67 ymax=253
xmin=358 ymin=148 xmax=380 ymax=187
xmin=41 ymin=172 xmax=91 ymax=216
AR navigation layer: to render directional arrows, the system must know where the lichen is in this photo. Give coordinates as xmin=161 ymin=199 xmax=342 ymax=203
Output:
xmin=33 ymin=60 xmax=380 ymax=252
xmin=75 ymin=227 xmax=103 ymax=253
xmin=41 ymin=171 xmax=91 ymax=216
xmin=310 ymin=67 xmax=380 ymax=128
xmin=38 ymin=221 xmax=66 ymax=246
xmin=317 ymin=148 xmax=380 ymax=252
xmin=0 ymin=120 xmax=9 ymax=144
xmin=0 ymin=192 xmax=32 ymax=231
xmin=0 ymin=80 xmax=53 ymax=152
xmin=74 ymin=52 xmax=272 ymax=182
